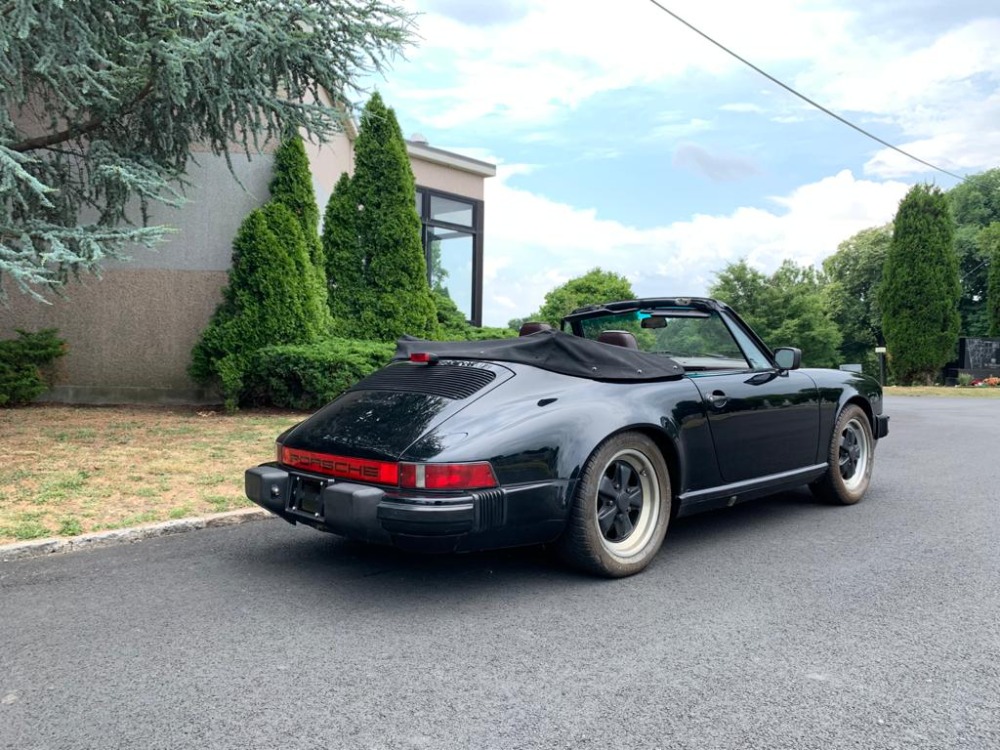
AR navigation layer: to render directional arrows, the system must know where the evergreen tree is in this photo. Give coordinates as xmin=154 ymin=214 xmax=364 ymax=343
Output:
xmin=190 ymin=203 xmax=324 ymax=409
xmin=1 ymin=0 xmax=413 ymax=302
xmin=270 ymin=135 xmax=322 ymax=267
xmin=881 ymin=184 xmax=960 ymax=384
xmin=352 ymin=93 xmax=437 ymax=340
xmin=322 ymin=172 xmax=365 ymax=329
xmin=981 ymin=223 xmax=1000 ymax=336
xmin=269 ymin=135 xmax=332 ymax=332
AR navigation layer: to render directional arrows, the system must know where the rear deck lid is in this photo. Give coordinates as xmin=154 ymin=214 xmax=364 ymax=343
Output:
xmin=280 ymin=361 xmax=512 ymax=462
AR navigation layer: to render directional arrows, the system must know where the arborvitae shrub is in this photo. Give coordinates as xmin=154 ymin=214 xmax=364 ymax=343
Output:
xmin=270 ymin=135 xmax=332 ymax=331
xmin=352 ymin=93 xmax=437 ymax=340
xmin=190 ymin=202 xmax=326 ymax=409
xmin=322 ymin=172 xmax=366 ymax=331
xmin=881 ymin=184 xmax=960 ymax=384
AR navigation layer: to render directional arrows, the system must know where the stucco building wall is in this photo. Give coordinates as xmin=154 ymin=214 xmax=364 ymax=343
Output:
xmin=1 ymin=154 xmax=274 ymax=404
xmin=1 ymin=132 xmax=492 ymax=405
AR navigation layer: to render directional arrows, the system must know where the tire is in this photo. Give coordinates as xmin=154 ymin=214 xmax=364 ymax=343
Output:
xmin=557 ymin=432 xmax=671 ymax=578
xmin=810 ymin=404 xmax=874 ymax=505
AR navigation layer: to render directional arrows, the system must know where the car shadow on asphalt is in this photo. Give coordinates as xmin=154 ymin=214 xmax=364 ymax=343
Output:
xmin=227 ymin=487 xmax=831 ymax=600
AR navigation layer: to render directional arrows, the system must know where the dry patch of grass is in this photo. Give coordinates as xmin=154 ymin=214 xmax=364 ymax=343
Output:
xmin=0 ymin=405 xmax=303 ymax=544
xmin=885 ymin=386 xmax=1000 ymax=398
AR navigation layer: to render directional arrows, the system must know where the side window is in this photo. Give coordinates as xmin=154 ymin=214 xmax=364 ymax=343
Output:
xmin=723 ymin=314 xmax=772 ymax=370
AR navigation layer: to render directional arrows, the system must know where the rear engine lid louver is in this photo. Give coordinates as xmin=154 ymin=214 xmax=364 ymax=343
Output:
xmin=351 ymin=363 xmax=497 ymax=400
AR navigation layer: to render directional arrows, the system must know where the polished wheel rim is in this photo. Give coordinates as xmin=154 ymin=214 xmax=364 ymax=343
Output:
xmin=595 ymin=449 xmax=659 ymax=558
xmin=839 ymin=417 xmax=870 ymax=492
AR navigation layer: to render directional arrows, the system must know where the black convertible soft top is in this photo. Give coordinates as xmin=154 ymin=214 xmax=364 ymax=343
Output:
xmin=394 ymin=331 xmax=684 ymax=382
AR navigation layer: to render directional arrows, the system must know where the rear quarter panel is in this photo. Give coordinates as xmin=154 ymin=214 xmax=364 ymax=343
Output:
xmin=403 ymin=365 xmax=721 ymax=496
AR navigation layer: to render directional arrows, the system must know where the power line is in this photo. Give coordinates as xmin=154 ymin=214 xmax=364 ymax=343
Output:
xmin=644 ymin=0 xmax=966 ymax=181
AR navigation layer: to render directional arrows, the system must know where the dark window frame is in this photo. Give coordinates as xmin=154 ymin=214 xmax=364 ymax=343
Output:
xmin=416 ymin=186 xmax=484 ymax=327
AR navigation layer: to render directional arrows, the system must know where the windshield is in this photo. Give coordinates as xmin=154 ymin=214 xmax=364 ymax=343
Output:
xmin=575 ymin=309 xmax=751 ymax=371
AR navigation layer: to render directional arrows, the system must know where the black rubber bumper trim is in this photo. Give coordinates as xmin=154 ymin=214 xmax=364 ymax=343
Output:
xmin=377 ymin=498 xmax=475 ymax=536
xmin=245 ymin=464 xmax=293 ymax=518
xmin=876 ymin=414 xmax=890 ymax=439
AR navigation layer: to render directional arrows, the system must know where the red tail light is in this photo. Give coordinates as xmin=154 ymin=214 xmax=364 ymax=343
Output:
xmin=280 ymin=446 xmax=399 ymax=485
xmin=277 ymin=446 xmax=498 ymax=491
xmin=409 ymin=352 xmax=438 ymax=364
xmin=399 ymin=462 xmax=498 ymax=491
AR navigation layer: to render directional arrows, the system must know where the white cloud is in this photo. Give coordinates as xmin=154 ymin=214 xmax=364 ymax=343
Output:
xmin=480 ymin=168 xmax=909 ymax=326
xmin=392 ymin=2 xmax=999 ymax=177
xmin=720 ymin=103 xmax=766 ymax=114
xmin=392 ymin=0 xmax=854 ymax=130
xmin=795 ymin=17 xmax=1000 ymax=177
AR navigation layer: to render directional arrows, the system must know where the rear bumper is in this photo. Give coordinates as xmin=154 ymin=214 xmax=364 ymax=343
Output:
xmin=875 ymin=414 xmax=890 ymax=439
xmin=245 ymin=464 xmax=568 ymax=553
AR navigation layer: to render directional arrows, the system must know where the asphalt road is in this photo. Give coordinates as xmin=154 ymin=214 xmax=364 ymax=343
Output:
xmin=2 ymin=396 xmax=998 ymax=750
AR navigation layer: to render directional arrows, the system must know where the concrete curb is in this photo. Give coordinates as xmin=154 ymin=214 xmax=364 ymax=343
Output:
xmin=0 ymin=508 xmax=276 ymax=562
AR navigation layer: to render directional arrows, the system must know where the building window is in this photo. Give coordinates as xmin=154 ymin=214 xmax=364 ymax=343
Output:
xmin=416 ymin=188 xmax=484 ymax=326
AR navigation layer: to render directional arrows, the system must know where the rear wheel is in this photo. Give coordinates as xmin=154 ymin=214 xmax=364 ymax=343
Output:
xmin=557 ymin=432 xmax=671 ymax=577
xmin=810 ymin=404 xmax=874 ymax=505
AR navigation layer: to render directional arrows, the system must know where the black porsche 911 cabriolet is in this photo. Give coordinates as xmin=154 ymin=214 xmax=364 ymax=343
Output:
xmin=246 ymin=297 xmax=888 ymax=577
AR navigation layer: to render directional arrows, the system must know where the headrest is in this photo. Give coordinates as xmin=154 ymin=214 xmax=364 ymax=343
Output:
xmin=597 ymin=330 xmax=639 ymax=349
xmin=519 ymin=321 xmax=554 ymax=336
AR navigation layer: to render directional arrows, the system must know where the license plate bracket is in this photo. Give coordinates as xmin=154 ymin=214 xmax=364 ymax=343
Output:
xmin=291 ymin=476 xmax=325 ymax=516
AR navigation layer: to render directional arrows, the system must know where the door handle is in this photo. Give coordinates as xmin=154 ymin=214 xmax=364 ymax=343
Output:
xmin=706 ymin=390 xmax=728 ymax=409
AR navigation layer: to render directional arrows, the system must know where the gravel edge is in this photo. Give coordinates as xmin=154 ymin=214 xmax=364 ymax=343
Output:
xmin=0 ymin=508 xmax=276 ymax=562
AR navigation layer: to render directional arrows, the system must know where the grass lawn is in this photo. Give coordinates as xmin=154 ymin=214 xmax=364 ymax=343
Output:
xmin=885 ymin=386 xmax=1000 ymax=398
xmin=0 ymin=405 xmax=303 ymax=544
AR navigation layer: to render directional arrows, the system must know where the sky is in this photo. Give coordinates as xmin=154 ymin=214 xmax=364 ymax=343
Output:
xmin=371 ymin=0 xmax=1000 ymax=326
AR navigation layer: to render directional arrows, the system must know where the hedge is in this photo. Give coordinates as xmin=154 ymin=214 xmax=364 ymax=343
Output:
xmin=242 ymin=321 xmax=525 ymax=412
xmin=243 ymin=338 xmax=395 ymax=410
xmin=0 ymin=329 xmax=66 ymax=406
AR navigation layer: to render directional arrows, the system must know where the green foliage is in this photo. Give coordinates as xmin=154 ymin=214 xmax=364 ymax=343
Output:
xmin=881 ymin=184 xmax=960 ymax=385
xmin=269 ymin=140 xmax=333 ymax=334
xmin=190 ymin=203 xmax=326 ymax=410
xmin=947 ymin=169 xmax=1000 ymax=335
xmin=823 ymin=224 xmax=892 ymax=371
xmin=1 ymin=0 xmax=413 ymax=301
xmin=322 ymin=172 xmax=364 ymax=328
xmin=711 ymin=259 xmax=842 ymax=368
xmin=244 ymin=339 xmax=395 ymax=410
xmin=948 ymin=168 xmax=1000 ymax=227
xmin=351 ymin=93 xmax=437 ymax=340
xmin=521 ymin=268 xmax=636 ymax=328
xmin=0 ymin=329 xmax=66 ymax=406
xmin=270 ymin=135 xmax=324 ymax=268
xmin=433 ymin=289 xmax=515 ymax=341
xmin=434 ymin=289 xmax=471 ymax=337
xmin=982 ymin=222 xmax=1000 ymax=336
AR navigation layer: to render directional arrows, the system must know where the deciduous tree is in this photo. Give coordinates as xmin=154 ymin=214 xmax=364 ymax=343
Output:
xmin=711 ymin=259 xmax=841 ymax=368
xmin=519 ymin=268 xmax=636 ymax=328
xmin=981 ymin=222 xmax=1000 ymax=336
xmin=823 ymin=225 xmax=891 ymax=370
xmin=947 ymin=168 xmax=1000 ymax=335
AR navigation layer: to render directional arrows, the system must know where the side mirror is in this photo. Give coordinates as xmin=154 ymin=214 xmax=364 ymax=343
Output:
xmin=774 ymin=347 xmax=802 ymax=371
